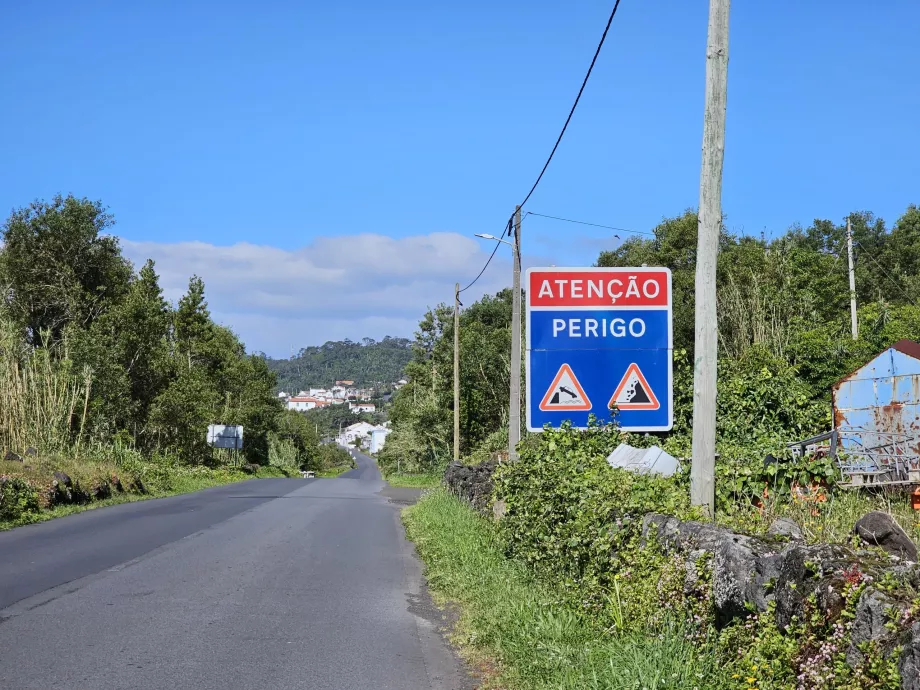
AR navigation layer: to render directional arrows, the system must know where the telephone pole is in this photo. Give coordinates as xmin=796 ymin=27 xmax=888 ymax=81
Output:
xmin=453 ymin=282 xmax=461 ymax=462
xmin=847 ymin=217 xmax=858 ymax=340
xmin=509 ymin=206 xmax=523 ymax=462
xmin=690 ymin=0 xmax=730 ymax=517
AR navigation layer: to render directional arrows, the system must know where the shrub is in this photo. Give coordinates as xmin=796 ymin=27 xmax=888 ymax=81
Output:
xmin=0 ymin=476 xmax=39 ymax=521
xmin=494 ymin=422 xmax=695 ymax=593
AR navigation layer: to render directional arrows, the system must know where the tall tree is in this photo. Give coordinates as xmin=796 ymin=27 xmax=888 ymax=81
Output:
xmin=0 ymin=195 xmax=132 ymax=345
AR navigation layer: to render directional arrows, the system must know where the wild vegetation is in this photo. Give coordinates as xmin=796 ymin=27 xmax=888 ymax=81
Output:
xmin=396 ymin=204 xmax=920 ymax=688
xmin=384 ymin=204 xmax=920 ymax=474
xmin=265 ymin=336 xmax=412 ymax=391
xmin=0 ymin=195 xmax=347 ymax=525
xmin=409 ymin=425 xmax=920 ymax=689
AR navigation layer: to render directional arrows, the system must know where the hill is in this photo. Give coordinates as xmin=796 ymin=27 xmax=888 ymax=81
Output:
xmin=266 ymin=337 xmax=412 ymax=392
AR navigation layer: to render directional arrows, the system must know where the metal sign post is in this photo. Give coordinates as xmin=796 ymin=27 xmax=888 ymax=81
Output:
xmin=526 ymin=267 xmax=673 ymax=432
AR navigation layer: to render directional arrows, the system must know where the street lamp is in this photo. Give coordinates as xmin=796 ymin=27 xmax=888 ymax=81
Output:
xmin=473 ymin=208 xmax=523 ymax=462
xmin=474 ymin=233 xmax=515 ymax=251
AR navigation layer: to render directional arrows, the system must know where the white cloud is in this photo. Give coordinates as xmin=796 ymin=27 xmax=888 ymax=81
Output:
xmin=120 ymin=232 xmax=512 ymax=357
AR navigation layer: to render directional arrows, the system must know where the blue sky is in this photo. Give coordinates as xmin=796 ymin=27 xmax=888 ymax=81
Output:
xmin=2 ymin=1 xmax=917 ymax=356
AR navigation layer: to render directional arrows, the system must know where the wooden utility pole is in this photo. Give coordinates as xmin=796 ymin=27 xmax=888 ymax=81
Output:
xmin=847 ymin=218 xmax=858 ymax=340
xmin=508 ymin=206 xmax=523 ymax=462
xmin=690 ymin=0 xmax=730 ymax=517
xmin=453 ymin=282 xmax=461 ymax=462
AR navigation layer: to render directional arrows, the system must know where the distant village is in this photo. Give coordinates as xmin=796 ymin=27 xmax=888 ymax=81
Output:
xmin=276 ymin=378 xmax=408 ymax=453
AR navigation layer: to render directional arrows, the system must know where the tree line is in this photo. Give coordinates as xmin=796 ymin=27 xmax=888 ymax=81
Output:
xmin=380 ymin=204 xmax=920 ymax=474
xmin=0 ymin=195 xmax=344 ymax=472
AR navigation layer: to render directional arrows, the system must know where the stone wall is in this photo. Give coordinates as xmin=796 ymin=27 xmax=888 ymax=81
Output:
xmin=443 ymin=460 xmax=497 ymax=514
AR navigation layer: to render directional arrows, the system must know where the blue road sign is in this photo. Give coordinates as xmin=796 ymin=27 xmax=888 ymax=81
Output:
xmin=526 ymin=267 xmax=673 ymax=432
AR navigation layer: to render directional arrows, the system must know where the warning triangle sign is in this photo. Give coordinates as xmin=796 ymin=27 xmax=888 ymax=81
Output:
xmin=609 ymin=363 xmax=660 ymax=410
xmin=539 ymin=363 xmax=592 ymax=411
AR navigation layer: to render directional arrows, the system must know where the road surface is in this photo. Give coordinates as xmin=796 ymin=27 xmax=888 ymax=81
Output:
xmin=0 ymin=453 xmax=470 ymax=690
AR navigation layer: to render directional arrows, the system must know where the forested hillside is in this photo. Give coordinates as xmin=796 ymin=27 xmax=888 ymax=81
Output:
xmin=266 ymin=337 xmax=412 ymax=391
xmin=380 ymin=204 xmax=920 ymax=476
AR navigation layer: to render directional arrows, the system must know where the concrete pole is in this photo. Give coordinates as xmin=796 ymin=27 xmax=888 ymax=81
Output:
xmin=690 ymin=0 xmax=730 ymax=518
xmin=453 ymin=283 xmax=461 ymax=462
xmin=847 ymin=218 xmax=858 ymax=340
xmin=509 ymin=206 xmax=523 ymax=462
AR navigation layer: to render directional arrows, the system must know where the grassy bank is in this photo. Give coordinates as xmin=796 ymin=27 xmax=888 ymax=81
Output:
xmin=0 ymin=457 xmax=290 ymax=530
xmin=316 ymin=464 xmax=353 ymax=478
xmin=384 ymin=472 xmax=441 ymax=489
xmin=403 ymin=489 xmax=724 ymax=690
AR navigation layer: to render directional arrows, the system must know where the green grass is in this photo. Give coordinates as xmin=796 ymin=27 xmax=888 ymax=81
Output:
xmin=315 ymin=464 xmax=353 ymax=478
xmin=717 ymin=486 xmax=920 ymax=545
xmin=403 ymin=489 xmax=725 ymax=690
xmin=385 ymin=472 xmax=441 ymax=489
xmin=0 ymin=465 xmax=289 ymax=531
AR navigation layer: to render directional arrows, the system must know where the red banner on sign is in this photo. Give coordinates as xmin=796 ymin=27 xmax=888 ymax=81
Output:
xmin=528 ymin=269 xmax=669 ymax=308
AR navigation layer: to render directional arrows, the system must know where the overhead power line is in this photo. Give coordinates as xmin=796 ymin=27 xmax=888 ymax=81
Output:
xmin=459 ymin=0 xmax=624 ymax=289
xmin=526 ymin=211 xmax=654 ymax=237
xmin=459 ymin=219 xmax=511 ymax=294
xmin=854 ymin=239 xmax=917 ymax=306
xmin=513 ymin=0 xmax=624 ymax=222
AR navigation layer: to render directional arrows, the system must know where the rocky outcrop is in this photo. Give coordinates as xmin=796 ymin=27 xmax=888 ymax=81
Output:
xmin=643 ymin=513 xmax=785 ymax=625
xmin=768 ymin=517 xmax=805 ymax=541
xmin=53 ymin=471 xmax=72 ymax=488
xmin=846 ymin=588 xmax=897 ymax=667
xmin=642 ymin=513 xmax=917 ymax=633
xmin=854 ymin=511 xmax=918 ymax=561
xmin=443 ymin=461 xmax=497 ymax=514
xmin=773 ymin=542 xmax=859 ymax=629
xmin=4 ymin=450 xmax=23 ymax=462
xmin=900 ymin=623 xmax=920 ymax=690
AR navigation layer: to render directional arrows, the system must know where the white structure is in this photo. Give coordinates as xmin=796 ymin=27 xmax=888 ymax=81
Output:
xmin=277 ymin=391 xmax=289 ymax=399
xmin=350 ymin=402 xmax=376 ymax=414
xmin=606 ymin=444 xmax=680 ymax=477
xmin=339 ymin=421 xmax=377 ymax=446
xmin=286 ymin=396 xmax=328 ymax=412
xmin=207 ymin=424 xmax=243 ymax=449
xmin=369 ymin=427 xmax=391 ymax=454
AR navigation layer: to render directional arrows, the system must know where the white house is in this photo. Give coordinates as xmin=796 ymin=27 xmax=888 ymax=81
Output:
xmin=277 ymin=391 xmax=289 ymax=399
xmin=339 ymin=421 xmax=377 ymax=446
xmin=286 ymin=396 xmax=328 ymax=412
xmin=350 ymin=402 xmax=376 ymax=414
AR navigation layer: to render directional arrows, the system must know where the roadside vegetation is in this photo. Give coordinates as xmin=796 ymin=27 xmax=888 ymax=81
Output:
xmin=393 ymin=204 xmax=920 ymax=688
xmin=405 ymin=488 xmax=722 ymax=690
xmin=0 ymin=195 xmax=348 ymax=525
xmin=409 ymin=425 xmax=918 ymax=689
xmin=383 ymin=205 xmax=920 ymax=495
xmin=382 ymin=472 xmax=441 ymax=489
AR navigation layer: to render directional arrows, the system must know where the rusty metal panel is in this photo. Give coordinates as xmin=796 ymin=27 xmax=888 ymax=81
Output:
xmin=833 ymin=346 xmax=920 ymax=464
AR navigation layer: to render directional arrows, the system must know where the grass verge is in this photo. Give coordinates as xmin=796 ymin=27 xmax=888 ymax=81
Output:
xmin=385 ymin=472 xmax=441 ymax=489
xmin=315 ymin=464 xmax=353 ymax=478
xmin=403 ymin=488 xmax=724 ymax=690
xmin=0 ymin=465 xmax=290 ymax=531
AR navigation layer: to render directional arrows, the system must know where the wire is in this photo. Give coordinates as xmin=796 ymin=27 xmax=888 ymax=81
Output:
xmin=854 ymin=240 xmax=917 ymax=306
xmin=459 ymin=219 xmax=510 ymax=294
xmin=525 ymin=211 xmax=654 ymax=237
xmin=458 ymin=0 xmax=624 ymax=286
xmin=514 ymin=0 xmax=624 ymax=219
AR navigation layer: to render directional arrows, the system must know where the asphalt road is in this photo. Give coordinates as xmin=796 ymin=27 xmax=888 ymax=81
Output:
xmin=0 ymin=452 xmax=470 ymax=690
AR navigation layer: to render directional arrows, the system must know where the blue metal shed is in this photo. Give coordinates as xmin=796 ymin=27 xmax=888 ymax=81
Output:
xmin=832 ymin=339 xmax=920 ymax=484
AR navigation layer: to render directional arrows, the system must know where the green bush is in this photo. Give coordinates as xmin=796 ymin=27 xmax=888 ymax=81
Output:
xmin=494 ymin=422 xmax=695 ymax=593
xmin=0 ymin=476 xmax=39 ymax=520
